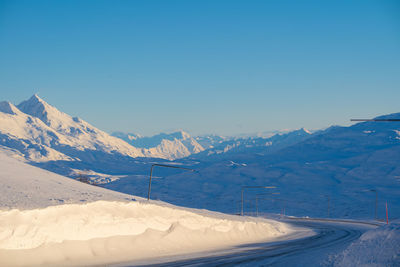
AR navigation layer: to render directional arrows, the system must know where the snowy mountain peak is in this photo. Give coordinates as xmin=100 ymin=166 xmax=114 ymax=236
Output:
xmin=17 ymin=94 xmax=60 ymax=128
xmin=301 ymin=128 xmax=312 ymax=134
xmin=0 ymin=101 xmax=19 ymax=115
xmin=21 ymin=94 xmax=47 ymax=108
xmin=17 ymin=95 xmax=98 ymax=138
xmin=112 ymin=130 xmax=205 ymax=159
xmin=288 ymin=128 xmax=312 ymax=135
xmin=31 ymin=93 xmax=43 ymax=102
xmin=0 ymin=95 xmax=151 ymax=161
xmin=170 ymin=130 xmax=191 ymax=140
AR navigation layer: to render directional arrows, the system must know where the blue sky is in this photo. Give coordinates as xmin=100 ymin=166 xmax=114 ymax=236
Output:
xmin=0 ymin=0 xmax=399 ymax=136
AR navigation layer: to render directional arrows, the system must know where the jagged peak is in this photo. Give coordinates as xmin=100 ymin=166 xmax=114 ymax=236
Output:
xmin=0 ymin=101 xmax=20 ymax=115
xmin=169 ymin=130 xmax=191 ymax=140
xmin=17 ymin=94 xmax=70 ymax=128
xmin=293 ymin=128 xmax=312 ymax=134
xmin=31 ymin=93 xmax=42 ymax=101
xmin=19 ymin=94 xmax=51 ymax=109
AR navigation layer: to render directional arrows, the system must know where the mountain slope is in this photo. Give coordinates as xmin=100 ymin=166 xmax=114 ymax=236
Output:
xmin=113 ymin=130 xmax=205 ymax=160
xmin=1 ymin=94 xmax=210 ymax=162
xmin=2 ymin=95 xmax=205 ymax=164
xmin=0 ymin=147 xmax=137 ymax=209
xmin=0 ymin=149 xmax=294 ymax=267
xmin=191 ymin=128 xmax=312 ymax=161
xmin=0 ymin=100 xmax=74 ymax=162
xmin=16 ymin=95 xmax=145 ymax=157
xmin=104 ymin=114 xmax=400 ymax=219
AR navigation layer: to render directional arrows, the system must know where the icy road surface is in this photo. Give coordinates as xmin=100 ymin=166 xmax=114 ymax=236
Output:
xmin=118 ymin=219 xmax=378 ymax=267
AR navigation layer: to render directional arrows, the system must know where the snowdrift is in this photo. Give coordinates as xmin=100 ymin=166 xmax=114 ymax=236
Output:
xmin=0 ymin=149 xmax=138 ymax=210
xmin=0 ymin=201 xmax=293 ymax=266
xmin=0 ymin=149 xmax=297 ymax=266
xmin=333 ymin=221 xmax=400 ymax=266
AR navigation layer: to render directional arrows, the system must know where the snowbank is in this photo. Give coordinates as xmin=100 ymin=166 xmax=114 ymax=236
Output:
xmin=0 ymin=201 xmax=294 ymax=266
xmin=0 ymin=149 xmax=299 ymax=266
xmin=333 ymin=221 xmax=400 ymax=266
xmin=0 ymin=149 xmax=138 ymax=210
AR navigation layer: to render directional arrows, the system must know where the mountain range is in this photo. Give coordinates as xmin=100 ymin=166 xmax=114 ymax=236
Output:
xmin=0 ymin=95 xmax=209 ymax=162
xmin=112 ymin=130 xmax=205 ymax=160
xmin=104 ymin=113 xmax=400 ymax=219
xmin=1 ymin=94 xmax=399 ymax=220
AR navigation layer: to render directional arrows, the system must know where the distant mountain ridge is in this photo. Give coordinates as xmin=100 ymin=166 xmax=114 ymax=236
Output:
xmin=0 ymin=95 xmax=212 ymax=162
xmin=104 ymin=113 xmax=400 ymax=218
xmin=0 ymin=95 xmax=146 ymax=162
xmin=190 ymin=128 xmax=312 ymax=161
xmin=2 ymin=94 xmax=399 ymax=219
xmin=112 ymin=130 xmax=205 ymax=160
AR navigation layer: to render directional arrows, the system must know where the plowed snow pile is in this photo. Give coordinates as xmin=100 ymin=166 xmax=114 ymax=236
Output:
xmin=0 ymin=150 xmax=296 ymax=266
xmin=333 ymin=221 xmax=400 ymax=266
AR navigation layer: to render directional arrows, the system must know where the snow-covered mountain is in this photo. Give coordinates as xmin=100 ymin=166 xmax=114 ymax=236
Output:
xmin=2 ymin=94 xmax=399 ymax=221
xmin=194 ymin=134 xmax=228 ymax=149
xmin=191 ymin=128 xmax=312 ymax=161
xmin=0 ymin=95 xmax=205 ymax=162
xmin=104 ymin=114 xmax=400 ymax=219
xmin=0 ymin=148 xmax=293 ymax=266
xmin=0 ymin=95 xmax=148 ymax=162
xmin=113 ymin=130 xmax=205 ymax=160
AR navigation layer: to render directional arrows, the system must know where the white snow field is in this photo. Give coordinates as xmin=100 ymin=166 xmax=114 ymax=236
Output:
xmin=0 ymin=95 xmax=206 ymax=161
xmin=0 ymin=150 xmax=299 ymax=267
xmin=333 ymin=220 xmax=400 ymax=266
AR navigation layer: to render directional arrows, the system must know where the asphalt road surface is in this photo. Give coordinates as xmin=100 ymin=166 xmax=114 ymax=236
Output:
xmin=129 ymin=218 xmax=378 ymax=267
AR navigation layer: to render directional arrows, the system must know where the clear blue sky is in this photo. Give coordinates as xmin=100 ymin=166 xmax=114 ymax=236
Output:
xmin=0 ymin=0 xmax=399 ymax=136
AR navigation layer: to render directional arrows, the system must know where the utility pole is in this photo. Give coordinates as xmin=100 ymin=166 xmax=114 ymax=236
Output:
xmin=369 ymin=189 xmax=378 ymax=220
xmin=351 ymin=118 xmax=399 ymax=220
xmin=320 ymin=194 xmax=331 ymax=218
xmin=328 ymin=195 xmax=330 ymax=218
xmin=241 ymin=186 xmax=276 ymax=216
xmin=147 ymin=164 xmax=195 ymax=200
xmin=255 ymin=192 xmax=280 ymax=217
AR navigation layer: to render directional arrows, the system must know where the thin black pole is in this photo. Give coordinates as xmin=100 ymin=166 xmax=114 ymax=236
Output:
xmin=371 ymin=190 xmax=378 ymax=220
xmin=147 ymin=164 xmax=195 ymax=200
xmin=240 ymin=186 xmax=276 ymax=216
xmin=327 ymin=195 xmax=330 ymax=218
xmin=147 ymin=165 xmax=155 ymax=201
xmin=241 ymin=188 xmax=244 ymax=216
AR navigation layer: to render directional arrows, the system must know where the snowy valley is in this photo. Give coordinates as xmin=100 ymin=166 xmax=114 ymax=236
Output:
xmin=1 ymin=95 xmax=400 ymax=220
xmin=1 ymin=95 xmax=399 ymax=266
xmin=0 ymin=150 xmax=298 ymax=266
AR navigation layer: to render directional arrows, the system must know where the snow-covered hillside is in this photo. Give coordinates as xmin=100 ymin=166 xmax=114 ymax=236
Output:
xmin=0 ymin=95 xmax=205 ymax=162
xmin=191 ymin=128 xmax=312 ymax=160
xmin=194 ymin=134 xmax=228 ymax=149
xmin=113 ymin=130 xmax=205 ymax=160
xmin=332 ymin=221 xmax=400 ymax=266
xmin=104 ymin=114 xmax=400 ymax=220
xmin=0 ymin=95 xmax=147 ymax=162
xmin=2 ymin=95 xmax=400 ymax=223
xmin=0 ymin=149 xmax=297 ymax=266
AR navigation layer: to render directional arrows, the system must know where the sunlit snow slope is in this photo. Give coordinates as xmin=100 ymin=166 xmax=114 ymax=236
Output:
xmin=0 ymin=94 xmax=205 ymax=162
xmin=0 ymin=95 xmax=145 ymax=162
xmin=0 ymin=150 xmax=296 ymax=267
xmin=113 ymin=130 xmax=205 ymax=160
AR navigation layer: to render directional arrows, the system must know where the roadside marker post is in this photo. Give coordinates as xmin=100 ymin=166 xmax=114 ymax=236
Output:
xmin=386 ymin=202 xmax=389 ymax=224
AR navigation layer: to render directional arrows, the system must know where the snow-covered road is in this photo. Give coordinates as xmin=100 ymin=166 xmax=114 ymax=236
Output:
xmin=124 ymin=219 xmax=378 ymax=267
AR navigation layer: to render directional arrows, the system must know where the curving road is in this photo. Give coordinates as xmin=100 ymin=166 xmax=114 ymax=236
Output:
xmin=131 ymin=218 xmax=378 ymax=267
